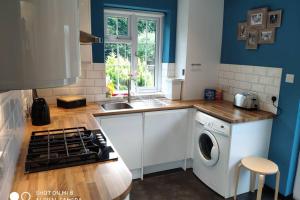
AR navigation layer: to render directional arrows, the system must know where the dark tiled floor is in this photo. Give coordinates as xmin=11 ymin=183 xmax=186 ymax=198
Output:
xmin=131 ymin=169 xmax=281 ymax=200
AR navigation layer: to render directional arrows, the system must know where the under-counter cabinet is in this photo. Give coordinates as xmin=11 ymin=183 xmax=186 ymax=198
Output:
xmin=97 ymin=109 xmax=191 ymax=179
xmin=98 ymin=114 xmax=143 ymax=171
xmin=143 ymin=109 xmax=189 ymax=166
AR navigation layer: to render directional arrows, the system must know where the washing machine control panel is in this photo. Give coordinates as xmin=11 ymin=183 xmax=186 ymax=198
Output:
xmin=195 ymin=111 xmax=230 ymax=136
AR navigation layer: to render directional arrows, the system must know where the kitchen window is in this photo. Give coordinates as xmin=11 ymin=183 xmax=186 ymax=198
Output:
xmin=104 ymin=9 xmax=163 ymax=95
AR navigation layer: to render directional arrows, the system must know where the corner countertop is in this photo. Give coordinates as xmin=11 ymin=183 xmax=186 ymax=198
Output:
xmin=93 ymin=99 xmax=274 ymax=123
xmin=193 ymin=101 xmax=274 ymax=123
xmin=12 ymin=99 xmax=274 ymax=200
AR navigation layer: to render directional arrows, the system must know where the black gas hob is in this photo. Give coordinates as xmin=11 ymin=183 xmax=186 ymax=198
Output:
xmin=25 ymin=127 xmax=118 ymax=173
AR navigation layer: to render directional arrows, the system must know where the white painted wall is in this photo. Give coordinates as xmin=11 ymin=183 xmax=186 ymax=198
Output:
xmin=176 ymin=0 xmax=224 ymax=100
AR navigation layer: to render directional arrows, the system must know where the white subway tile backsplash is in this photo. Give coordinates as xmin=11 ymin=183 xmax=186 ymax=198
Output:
xmin=86 ymin=87 xmax=102 ymax=95
xmin=95 ymin=94 xmax=106 ymax=101
xmin=239 ymin=81 xmax=251 ymax=90
xmin=245 ymin=74 xmax=259 ymax=83
xmin=36 ymin=89 xmax=53 ymax=97
xmin=85 ymin=95 xmax=95 ymax=102
xmin=267 ymin=68 xmax=282 ymax=77
xmin=0 ymin=90 xmax=30 ymax=199
xmin=80 ymin=46 xmax=92 ymax=63
xmin=94 ymin=79 xmax=106 ymax=87
xmin=222 ymin=64 xmax=232 ymax=72
xmin=162 ymin=63 xmax=178 ymax=96
xmin=220 ymin=84 xmax=230 ymax=92
xmin=259 ymin=76 xmax=274 ymax=85
xmin=167 ymin=63 xmax=176 ymax=78
xmin=224 ymin=93 xmax=234 ymax=101
xmin=77 ymin=78 xmax=95 ymax=87
xmin=86 ymin=87 xmax=94 ymax=95
xmin=44 ymin=96 xmax=57 ymax=104
xmin=81 ymin=62 xmax=94 ymax=70
xmin=93 ymin=63 xmax=105 ymax=71
xmin=69 ymin=87 xmax=86 ymax=95
xmin=234 ymin=73 xmax=246 ymax=81
xmin=86 ymin=70 xmax=104 ymax=79
xmin=251 ymin=83 xmax=265 ymax=92
xmin=162 ymin=63 xmax=176 ymax=78
xmin=253 ymin=66 xmax=268 ymax=76
xmin=240 ymin=65 xmax=254 ymax=74
xmin=223 ymin=71 xmax=235 ymax=79
xmin=79 ymin=70 xmax=87 ymax=79
xmin=37 ymin=62 xmax=107 ymax=103
xmin=218 ymin=64 xmax=282 ymax=113
xmin=53 ymin=88 xmax=70 ymax=96
xmin=260 ymin=102 xmax=277 ymax=114
xmin=265 ymin=85 xmax=278 ymax=95
xmin=219 ymin=78 xmax=228 ymax=86
xmin=273 ymin=78 xmax=281 ymax=87
xmin=228 ymin=80 xmax=237 ymax=87
xmin=218 ymin=71 xmax=224 ymax=78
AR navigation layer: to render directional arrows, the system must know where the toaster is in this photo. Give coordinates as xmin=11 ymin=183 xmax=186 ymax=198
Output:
xmin=233 ymin=93 xmax=259 ymax=110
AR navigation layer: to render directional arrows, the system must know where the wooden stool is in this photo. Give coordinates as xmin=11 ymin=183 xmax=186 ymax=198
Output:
xmin=234 ymin=157 xmax=280 ymax=200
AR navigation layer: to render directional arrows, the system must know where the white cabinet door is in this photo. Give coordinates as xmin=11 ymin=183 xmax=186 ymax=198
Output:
xmin=187 ymin=0 xmax=224 ymax=64
xmin=144 ymin=109 xmax=189 ymax=166
xmin=177 ymin=0 xmax=224 ymax=100
xmin=98 ymin=114 xmax=143 ymax=170
xmin=0 ymin=0 xmax=80 ymax=90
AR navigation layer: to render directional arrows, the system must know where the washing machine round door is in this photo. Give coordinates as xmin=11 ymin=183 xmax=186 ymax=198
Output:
xmin=198 ymin=130 xmax=219 ymax=167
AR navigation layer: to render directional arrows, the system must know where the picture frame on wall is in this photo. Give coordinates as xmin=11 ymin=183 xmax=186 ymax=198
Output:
xmin=247 ymin=8 xmax=268 ymax=29
xmin=246 ymin=29 xmax=258 ymax=49
xmin=237 ymin=22 xmax=248 ymax=40
xmin=267 ymin=10 xmax=282 ymax=28
xmin=258 ymin=28 xmax=276 ymax=44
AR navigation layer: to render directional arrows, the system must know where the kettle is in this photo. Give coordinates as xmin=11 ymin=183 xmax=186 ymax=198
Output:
xmin=31 ymin=98 xmax=50 ymax=126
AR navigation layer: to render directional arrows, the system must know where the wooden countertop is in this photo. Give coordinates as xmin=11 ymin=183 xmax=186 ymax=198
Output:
xmin=94 ymin=99 xmax=274 ymax=123
xmin=12 ymin=105 xmax=132 ymax=200
xmin=193 ymin=101 xmax=274 ymax=123
xmin=12 ymin=99 xmax=273 ymax=200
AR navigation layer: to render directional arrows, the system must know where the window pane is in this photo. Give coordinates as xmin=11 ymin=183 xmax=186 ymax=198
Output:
xmin=137 ymin=19 xmax=157 ymax=88
xmin=106 ymin=16 xmax=128 ymax=37
xmin=118 ymin=18 xmax=128 ymax=36
xmin=107 ymin=17 xmax=117 ymax=35
xmin=105 ymin=43 xmax=131 ymax=92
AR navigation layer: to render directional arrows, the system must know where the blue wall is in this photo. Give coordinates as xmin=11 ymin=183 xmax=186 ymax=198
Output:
xmin=222 ymin=0 xmax=300 ymax=196
xmin=90 ymin=0 xmax=177 ymax=63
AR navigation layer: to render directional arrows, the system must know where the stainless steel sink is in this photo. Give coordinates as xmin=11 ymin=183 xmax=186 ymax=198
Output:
xmin=101 ymin=102 xmax=133 ymax=111
xmin=130 ymin=99 xmax=168 ymax=108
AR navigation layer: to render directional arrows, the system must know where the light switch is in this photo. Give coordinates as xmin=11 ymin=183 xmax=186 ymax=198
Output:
xmin=285 ymin=74 xmax=295 ymax=83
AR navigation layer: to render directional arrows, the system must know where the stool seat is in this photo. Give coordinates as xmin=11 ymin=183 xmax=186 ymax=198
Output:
xmin=241 ymin=157 xmax=278 ymax=175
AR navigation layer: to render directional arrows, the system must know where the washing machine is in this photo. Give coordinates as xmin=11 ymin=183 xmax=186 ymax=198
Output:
xmin=193 ymin=111 xmax=231 ymax=197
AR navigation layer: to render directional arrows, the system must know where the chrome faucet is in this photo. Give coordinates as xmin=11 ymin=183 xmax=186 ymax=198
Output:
xmin=127 ymin=78 xmax=131 ymax=103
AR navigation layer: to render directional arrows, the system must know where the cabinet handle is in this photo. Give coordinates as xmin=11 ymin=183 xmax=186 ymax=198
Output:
xmin=191 ymin=64 xmax=202 ymax=66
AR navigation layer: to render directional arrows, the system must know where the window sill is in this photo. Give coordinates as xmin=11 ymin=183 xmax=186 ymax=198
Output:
xmin=107 ymin=92 xmax=165 ymax=101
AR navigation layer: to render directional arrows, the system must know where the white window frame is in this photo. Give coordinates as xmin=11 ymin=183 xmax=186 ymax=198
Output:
xmin=104 ymin=9 xmax=164 ymax=94
xmin=104 ymin=13 xmax=131 ymax=42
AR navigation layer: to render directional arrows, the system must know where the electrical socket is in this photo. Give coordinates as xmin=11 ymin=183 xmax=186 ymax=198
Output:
xmin=271 ymin=96 xmax=277 ymax=103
